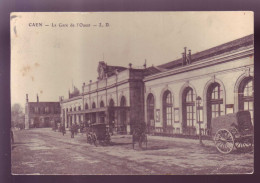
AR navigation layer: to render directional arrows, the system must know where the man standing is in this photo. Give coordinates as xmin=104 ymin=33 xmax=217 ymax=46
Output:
xmin=70 ymin=124 xmax=75 ymax=138
xmin=61 ymin=125 xmax=66 ymax=136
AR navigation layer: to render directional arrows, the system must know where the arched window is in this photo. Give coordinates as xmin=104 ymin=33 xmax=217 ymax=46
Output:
xmin=92 ymin=102 xmax=96 ymax=123
xmin=182 ymin=87 xmax=195 ymax=130
xmin=85 ymin=103 xmax=89 ymax=110
xmin=78 ymin=106 xmax=81 ymax=111
xmin=207 ymin=82 xmax=224 ymax=129
xmin=100 ymin=101 xmax=105 ymax=108
xmin=238 ymin=77 xmax=254 ymax=123
xmin=109 ymin=99 xmax=114 ymax=107
xmin=119 ymin=96 xmax=127 ymax=132
xmin=147 ymin=93 xmax=155 ymax=132
xmin=92 ymin=102 xmax=96 ymax=109
xmin=162 ymin=90 xmax=173 ymax=130
xmin=109 ymin=99 xmax=115 ymax=126
xmin=84 ymin=104 xmax=90 ymax=123
xmin=99 ymin=101 xmax=105 ymax=123
xmin=120 ymin=96 xmax=126 ymax=106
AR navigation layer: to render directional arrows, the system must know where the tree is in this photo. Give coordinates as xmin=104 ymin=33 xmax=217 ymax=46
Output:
xmin=11 ymin=103 xmax=25 ymax=129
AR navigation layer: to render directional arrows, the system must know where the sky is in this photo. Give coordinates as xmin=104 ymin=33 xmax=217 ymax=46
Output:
xmin=11 ymin=12 xmax=253 ymax=108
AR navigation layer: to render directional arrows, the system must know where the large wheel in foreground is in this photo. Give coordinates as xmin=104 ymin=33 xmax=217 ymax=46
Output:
xmin=214 ymin=129 xmax=234 ymax=154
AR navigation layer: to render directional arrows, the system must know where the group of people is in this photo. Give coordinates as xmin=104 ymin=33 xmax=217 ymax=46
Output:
xmin=60 ymin=121 xmax=147 ymax=138
xmin=69 ymin=123 xmax=80 ymax=138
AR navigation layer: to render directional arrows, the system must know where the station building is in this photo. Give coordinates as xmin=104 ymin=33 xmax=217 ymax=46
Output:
xmin=25 ymin=94 xmax=61 ymax=129
xmin=60 ymin=34 xmax=254 ymax=136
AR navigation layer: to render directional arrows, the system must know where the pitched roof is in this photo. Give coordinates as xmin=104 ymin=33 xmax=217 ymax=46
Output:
xmin=105 ymin=65 xmax=127 ymax=77
xmin=158 ymin=34 xmax=254 ymax=70
xmin=143 ymin=66 xmax=167 ymax=76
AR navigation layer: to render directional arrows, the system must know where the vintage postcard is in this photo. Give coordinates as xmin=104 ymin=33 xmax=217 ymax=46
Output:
xmin=11 ymin=12 xmax=254 ymax=175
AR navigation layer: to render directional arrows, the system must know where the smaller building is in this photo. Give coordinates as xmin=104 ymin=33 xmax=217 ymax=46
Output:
xmin=24 ymin=94 xmax=61 ymax=129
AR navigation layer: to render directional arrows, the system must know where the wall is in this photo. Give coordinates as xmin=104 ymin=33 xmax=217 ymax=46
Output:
xmin=144 ymin=52 xmax=253 ymax=135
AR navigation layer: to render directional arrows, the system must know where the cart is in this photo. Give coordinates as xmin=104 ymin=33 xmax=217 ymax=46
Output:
xmin=211 ymin=111 xmax=253 ymax=154
xmin=86 ymin=123 xmax=111 ymax=146
xmin=132 ymin=122 xmax=148 ymax=149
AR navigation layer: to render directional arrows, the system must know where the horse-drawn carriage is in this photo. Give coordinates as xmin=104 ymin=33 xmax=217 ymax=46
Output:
xmin=132 ymin=122 xmax=148 ymax=149
xmin=86 ymin=123 xmax=111 ymax=146
xmin=211 ymin=111 xmax=254 ymax=154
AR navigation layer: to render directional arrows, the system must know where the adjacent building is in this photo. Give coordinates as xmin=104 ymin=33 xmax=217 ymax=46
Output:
xmin=60 ymin=62 xmax=153 ymax=134
xmin=25 ymin=94 xmax=61 ymax=129
xmin=60 ymin=34 xmax=254 ymax=136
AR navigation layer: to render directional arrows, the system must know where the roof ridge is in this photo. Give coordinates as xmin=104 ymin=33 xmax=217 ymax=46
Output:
xmin=158 ymin=34 xmax=253 ymax=69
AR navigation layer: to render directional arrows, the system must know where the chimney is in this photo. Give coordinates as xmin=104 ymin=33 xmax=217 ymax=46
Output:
xmin=129 ymin=63 xmax=132 ymax=69
xmin=26 ymin=94 xmax=29 ymax=102
xmin=182 ymin=47 xmax=191 ymax=66
xmin=184 ymin=47 xmax=187 ymax=65
xmin=182 ymin=52 xmax=185 ymax=66
xmin=188 ymin=49 xmax=191 ymax=64
xmin=37 ymin=94 xmax=39 ymax=102
xmin=143 ymin=59 xmax=147 ymax=69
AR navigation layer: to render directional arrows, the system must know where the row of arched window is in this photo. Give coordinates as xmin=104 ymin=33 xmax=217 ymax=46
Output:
xmin=83 ymin=96 xmax=126 ymax=110
xmin=65 ymin=96 xmax=127 ymax=124
xmin=147 ymin=76 xmax=254 ymax=133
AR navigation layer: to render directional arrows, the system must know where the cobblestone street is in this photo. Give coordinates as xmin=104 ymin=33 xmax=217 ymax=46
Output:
xmin=11 ymin=128 xmax=253 ymax=175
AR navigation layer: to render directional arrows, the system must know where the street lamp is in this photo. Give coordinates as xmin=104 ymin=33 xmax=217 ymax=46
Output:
xmin=196 ymin=96 xmax=203 ymax=145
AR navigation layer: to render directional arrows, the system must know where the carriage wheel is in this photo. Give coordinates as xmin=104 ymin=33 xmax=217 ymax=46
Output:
xmin=234 ymin=137 xmax=253 ymax=152
xmin=214 ymin=129 xmax=234 ymax=154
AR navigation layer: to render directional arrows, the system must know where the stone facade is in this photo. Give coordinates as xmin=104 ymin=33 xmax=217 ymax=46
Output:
xmin=25 ymin=94 xmax=61 ymax=129
xmin=144 ymin=34 xmax=254 ymax=136
xmin=60 ymin=64 xmax=147 ymax=134
xmin=60 ymin=34 xmax=254 ymax=136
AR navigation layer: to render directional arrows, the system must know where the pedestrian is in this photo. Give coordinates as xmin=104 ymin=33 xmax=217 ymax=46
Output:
xmin=70 ymin=124 xmax=75 ymax=138
xmin=62 ymin=125 xmax=66 ymax=136
xmin=110 ymin=120 xmax=115 ymax=135
xmin=10 ymin=129 xmax=14 ymax=144
xmin=75 ymin=124 xmax=78 ymax=135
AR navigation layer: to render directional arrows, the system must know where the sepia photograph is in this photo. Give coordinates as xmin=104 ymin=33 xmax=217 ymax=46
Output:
xmin=10 ymin=12 xmax=254 ymax=175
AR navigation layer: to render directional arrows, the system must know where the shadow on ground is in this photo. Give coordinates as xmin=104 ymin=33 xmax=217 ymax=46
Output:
xmin=110 ymin=142 xmax=133 ymax=146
